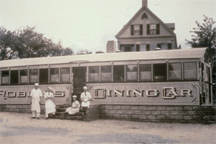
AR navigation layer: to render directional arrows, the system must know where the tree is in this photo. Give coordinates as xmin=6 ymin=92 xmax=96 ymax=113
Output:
xmin=186 ymin=15 xmax=216 ymax=99
xmin=186 ymin=15 xmax=216 ymax=51
xmin=76 ymin=49 xmax=92 ymax=55
xmin=0 ymin=27 xmax=16 ymax=60
xmin=0 ymin=26 xmax=74 ymax=60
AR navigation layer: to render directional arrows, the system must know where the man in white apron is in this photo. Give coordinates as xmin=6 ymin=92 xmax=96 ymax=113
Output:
xmin=30 ymin=83 xmax=42 ymax=119
xmin=80 ymin=86 xmax=92 ymax=115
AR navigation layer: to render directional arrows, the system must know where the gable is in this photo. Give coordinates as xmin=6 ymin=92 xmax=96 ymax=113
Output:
xmin=116 ymin=6 xmax=176 ymax=38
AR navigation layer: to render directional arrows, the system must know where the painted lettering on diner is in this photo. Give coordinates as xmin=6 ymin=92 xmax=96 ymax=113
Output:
xmin=0 ymin=90 xmax=65 ymax=99
xmin=94 ymin=87 xmax=193 ymax=99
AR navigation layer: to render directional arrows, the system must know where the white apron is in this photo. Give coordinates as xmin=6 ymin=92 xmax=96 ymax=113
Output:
xmin=44 ymin=92 xmax=56 ymax=114
xmin=31 ymin=88 xmax=42 ymax=113
xmin=80 ymin=92 xmax=91 ymax=108
xmin=66 ymin=101 xmax=80 ymax=115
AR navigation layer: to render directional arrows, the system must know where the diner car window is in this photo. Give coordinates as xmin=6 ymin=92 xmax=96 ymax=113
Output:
xmin=11 ymin=70 xmax=19 ymax=84
xmin=153 ymin=64 xmax=167 ymax=81
xmin=205 ymin=66 xmax=210 ymax=83
xmin=60 ymin=67 xmax=70 ymax=83
xmin=184 ymin=62 xmax=197 ymax=80
xmin=50 ymin=68 xmax=59 ymax=83
xmin=39 ymin=69 xmax=48 ymax=84
xmin=2 ymin=71 xmax=9 ymax=84
xmin=113 ymin=65 xmax=124 ymax=82
xmin=126 ymin=65 xmax=137 ymax=81
xmin=89 ymin=66 xmax=99 ymax=82
xmin=29 ymin=69 xmax=38 ymax=83
xmin=200 ymin=62 xmax=204 ymax=82
xmin=169 ymin=63 xmax=182 ymax=80
xmin=20 ymin=70 xmax=28 ymax=84
xmin=101 ymin=66 xmax=112 ymax=82
xmin=139 ymin=64 xmax=151 ymax=81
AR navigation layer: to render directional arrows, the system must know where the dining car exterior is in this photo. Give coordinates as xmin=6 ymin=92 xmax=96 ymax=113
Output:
xmin=0 ymin=48 xmax=215 ymax=122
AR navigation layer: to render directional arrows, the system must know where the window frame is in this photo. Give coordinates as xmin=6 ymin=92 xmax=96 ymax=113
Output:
xmin=139 ymin=64 xmax=152 ymax=82
xmin=141 ymin=13 xmax=148 ymax=19
xmin=113 ymin=65 xmax=125 ymax=82
xmin=1 ymin=70 xmax=10 ymax=85
xmin=88 ymin=66 xmax=100 ymax=82
xmin=20 ymin=69 xmax=29 ymax=84
xmin=126 ymin=64 xmax=138 ymax=81
xmin=50 ymin=68 xmax=60 ymax=83
xmin=29 ymin=69 xmax=39 ymax=84
xmin=131 ymin=24 xmax=143 ymax=36
xmin=101 ymin=65 xmax=112 ymax=82
xmin=153 ymin=63 xmax=167 ymax=82
xmin=147 ymin=24 xmax=160 ymax=35
xmin=60 ymin=67 xmax=71 ymax=84
xmin=168 ymin=43 xmax=172 ymax=50
xmin=183 ymin=62 xmax=197 ymax=80
xmin=168 ymin=62 xmax=182 ymax=81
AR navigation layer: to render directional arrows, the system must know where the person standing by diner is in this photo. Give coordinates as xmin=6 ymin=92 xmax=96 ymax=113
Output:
xmin=80 ymin=86 xmax=92 ymax=115
xmin=44 ymin=87 xmax=56 ymax=119
xmin=30 ymin=83 xmax=43 ymax=119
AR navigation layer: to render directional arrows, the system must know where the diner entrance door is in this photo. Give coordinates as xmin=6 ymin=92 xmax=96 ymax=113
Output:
xmin=73 ymin=67 xmax=86 ymax=101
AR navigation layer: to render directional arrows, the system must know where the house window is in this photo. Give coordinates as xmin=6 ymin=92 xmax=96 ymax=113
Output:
xmin=120 ymin=44 xmax=134 ymax=52
xmin=140 ymin=44 xmax=150 ymax=51
xmin=131 ymin=24 xmax=143 ymax=36
xmin=141 ymin=13 xmax=148 ymax=19
xmin=157 ymin=44 xmax=161 ymax=48
xmin=136 ymin=45 xmax=140 ymax=51
xmin=147 ymin=24 xmax=160 ymax=35
xmin=168 ymin=43 xmax=172 ymax=49
xmin=146 ymin=44 xmax=150 ymax=51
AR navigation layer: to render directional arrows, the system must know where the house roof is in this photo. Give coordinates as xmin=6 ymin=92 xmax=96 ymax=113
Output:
xmin=115 ymin=5 xmax=176 ymax=38
xmin=0 ymin=48 xmax=208 ymax=68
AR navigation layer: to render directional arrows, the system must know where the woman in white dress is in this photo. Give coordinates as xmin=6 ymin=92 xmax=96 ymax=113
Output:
xmin=65 ymin=95 xmax=80 ymax=115
xmin=44 ymin=87 xmax=56 ymax=119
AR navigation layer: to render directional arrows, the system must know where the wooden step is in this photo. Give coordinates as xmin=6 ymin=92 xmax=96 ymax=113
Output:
xmin=56 ymin=108 xmax=66 ymax=112
xmin=53 ymin=104 xmax=99 ymax=121
xmin=59 ymin=104 xmax=71 ymax=108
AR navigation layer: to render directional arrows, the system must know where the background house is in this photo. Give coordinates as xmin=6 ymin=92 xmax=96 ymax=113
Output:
xmin=113 ymin=0 xmax=177 ymax=52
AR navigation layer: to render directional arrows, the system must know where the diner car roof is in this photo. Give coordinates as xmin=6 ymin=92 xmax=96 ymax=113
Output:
xmin=0 ymin=48 xmax=208 ymax=68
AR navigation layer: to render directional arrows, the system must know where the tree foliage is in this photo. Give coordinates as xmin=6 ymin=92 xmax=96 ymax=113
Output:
xmin=186 ymin=15 xmax=216 ymax=83
xmin=76 ymin=49 xmax=92 ymax=55
xmin=0 ymin=26 xmax=74 ymax=60
xmin=186 ymin=15 xmax=216 ymax=51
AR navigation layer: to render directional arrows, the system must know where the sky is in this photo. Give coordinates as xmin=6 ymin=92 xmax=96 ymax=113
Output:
xmin=0 ymin=0 xmax=216 ymax=52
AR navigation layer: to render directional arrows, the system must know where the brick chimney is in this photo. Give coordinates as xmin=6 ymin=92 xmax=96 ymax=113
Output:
xmin=106 ymin=40 xmax=116 ymax=53
xmin=142 ymin=0 xmax=148 ymax=7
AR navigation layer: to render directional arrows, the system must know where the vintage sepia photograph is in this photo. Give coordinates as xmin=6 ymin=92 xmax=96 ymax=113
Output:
xmin=0 ymin=0 xmax=216 ymax=143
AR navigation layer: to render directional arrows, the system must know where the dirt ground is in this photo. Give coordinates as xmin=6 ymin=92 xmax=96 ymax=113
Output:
xmin=0 ymin=112 xmax=215 ymax=144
